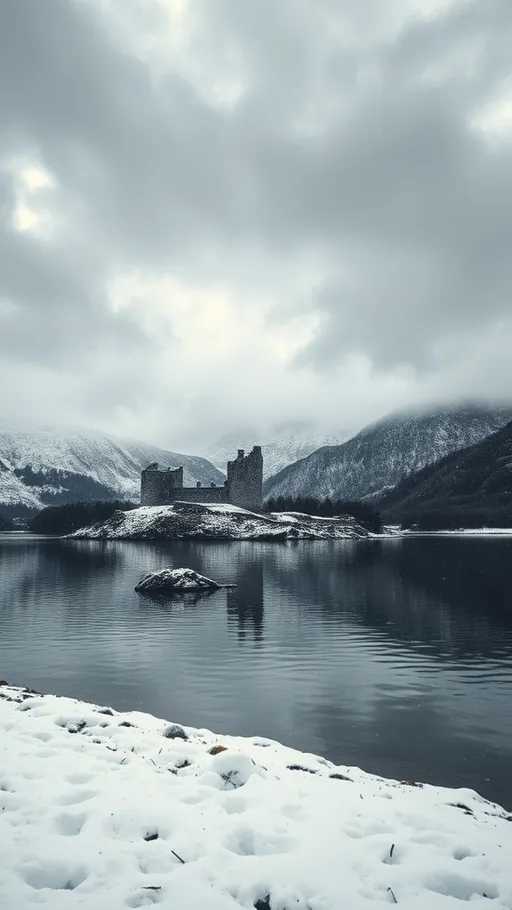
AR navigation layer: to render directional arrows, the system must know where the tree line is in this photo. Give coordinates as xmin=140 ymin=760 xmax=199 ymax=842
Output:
xmin=0 ymin=513 xmax=14 ymax=531
xmin=264 ymin=497 xmax=383 ymax=532
xmin=29 ymin=500 xmax=136 ymax=535
xmin=399 ymin=506 xmax=512 ymax=531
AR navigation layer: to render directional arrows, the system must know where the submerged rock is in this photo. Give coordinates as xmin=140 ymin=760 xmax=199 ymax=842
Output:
xmin=135 ymin=567 xmax=234 ymax=594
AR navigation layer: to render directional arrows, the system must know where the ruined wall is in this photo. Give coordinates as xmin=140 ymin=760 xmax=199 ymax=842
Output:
xmin=170 ymin=485 xmax=228 ymax=504
xmin=227 ymin=447 xmax=263 ymax=511
xmin=141 ymin=463 xmax=229 ymax=507
xmin=140 ymin=446 xmax=263 ymax=511
xmin=140 ymin=465 xmax=183 ymax=506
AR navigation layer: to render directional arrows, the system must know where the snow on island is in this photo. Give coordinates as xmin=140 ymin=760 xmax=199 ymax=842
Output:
xmin=70 ymin=502 xmax=369 ymax=541
xmin=1 ymin=684 xmax=511 ymax=910
xmin=135 ymin=567 xmax=236 ymax=594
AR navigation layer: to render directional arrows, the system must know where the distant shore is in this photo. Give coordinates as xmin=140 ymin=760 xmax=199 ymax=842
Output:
xmin=400 ymin=528 xmax=512 ymax=537
xmin=3 ymin=523 xmax=512 ymax=542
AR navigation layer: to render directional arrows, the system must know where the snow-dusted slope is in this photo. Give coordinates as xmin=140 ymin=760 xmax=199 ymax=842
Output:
xmin=264 ymin=404 xmax=512 ymax=503
xmin=1 ymin=684 xmax=511 ymax=910
xmin=0 ymin=422 xmax=224 ymax=509
xmin=71 ymin=502 xmax=368 ymax=540
xmin=207 ymin=422 xmax=346 ymax=480
xmin=380 ymin=418 xmax=512 ymax=527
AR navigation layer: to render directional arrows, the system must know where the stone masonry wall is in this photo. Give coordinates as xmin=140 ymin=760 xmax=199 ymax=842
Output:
xmin=140 ymin=466 xmax=183 ymax=507
xmin=140 ymin=446 xmax=263 ymax=511
xmin=227 ymin=446 xmax=263 ymax=511
xmin=169 ymin=486 xmax=228 ymax=504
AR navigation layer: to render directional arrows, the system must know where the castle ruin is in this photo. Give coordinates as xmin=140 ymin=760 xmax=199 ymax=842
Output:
xmin=140 ymin=446 xmax=263 ymax=512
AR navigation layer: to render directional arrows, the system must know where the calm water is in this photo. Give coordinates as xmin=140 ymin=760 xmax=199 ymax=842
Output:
xmin=1 ymin=534 xmax=512 ymax=808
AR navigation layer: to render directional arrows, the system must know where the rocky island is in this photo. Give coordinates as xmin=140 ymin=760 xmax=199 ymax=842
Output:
xmin=70 ymin=501 xmax=369 ymax=541
xmin=67 ymin=444 xmax=370 ymax=542
xmin=134 ymin=567 xmax=236 ymax=594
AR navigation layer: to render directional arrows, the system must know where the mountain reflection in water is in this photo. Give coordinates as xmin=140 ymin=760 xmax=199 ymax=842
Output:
xmin=1 ymin=534 xmax=511 ymax=808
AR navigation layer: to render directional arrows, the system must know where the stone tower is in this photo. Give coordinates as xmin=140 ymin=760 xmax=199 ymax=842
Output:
xmin=140 ymin=464 xmax=184 ymax=507
xmin=226 ymin=446 xmax=263 ymax=512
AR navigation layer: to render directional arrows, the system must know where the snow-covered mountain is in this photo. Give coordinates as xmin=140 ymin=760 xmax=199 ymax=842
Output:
xmin=0 ymin=422 xmax=224 ymax=511
xmin=207 ymin=422 xmax=346 ymax=480
xmin=380 ymin=418 xmax=512 ymax=528
xmin=263 ymin=404 xmax=512 ymax=503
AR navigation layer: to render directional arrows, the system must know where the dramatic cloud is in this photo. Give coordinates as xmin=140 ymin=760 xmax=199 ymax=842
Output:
xmin=1 ymin=0 xmax=511 ymax=450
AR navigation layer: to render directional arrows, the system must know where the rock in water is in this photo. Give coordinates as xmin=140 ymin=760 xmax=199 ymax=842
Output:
xmin=135 ymin=567 xmax=231 ymax=594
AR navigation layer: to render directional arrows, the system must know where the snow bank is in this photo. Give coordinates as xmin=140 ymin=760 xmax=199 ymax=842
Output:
xmin=1 ymin=684 xmax=511 ymax=910
xmin=70 ymin=503 xmax=368 ymax=541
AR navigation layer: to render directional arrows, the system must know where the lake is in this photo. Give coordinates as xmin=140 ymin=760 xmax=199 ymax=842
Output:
xmin=1 ymin=533 xmax=512 ymax=809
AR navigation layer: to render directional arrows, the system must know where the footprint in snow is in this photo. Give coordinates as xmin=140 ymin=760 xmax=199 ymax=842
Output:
xmin=54 ymin=811 xmax=88 ymax=836
xmin=126 ymin=887 xmax=164 ymax=907
xmin=64 ymin=771 xmax=95 ymax=785
xmin=20 ymin=860 xmax=88 ymax=891
xmin=425 ymin=870 xmax=499 ymax=902
xmin=57 ymin=788 xmax=97 ymax=806
xmin=32 ymin=730 xmax=52 ymax=743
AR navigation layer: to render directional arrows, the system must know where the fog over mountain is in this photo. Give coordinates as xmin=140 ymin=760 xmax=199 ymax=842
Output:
xmin=380 ymin=418 xmax=512 ymax=528
xmin=263 ymin=403 xmax=512 ymax=502
xmin=207 ymin=422 xmax=347 ymax=479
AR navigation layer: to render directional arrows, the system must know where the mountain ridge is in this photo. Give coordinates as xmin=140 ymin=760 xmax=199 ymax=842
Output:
xmin=379 ymin=419 xmax=512 ymax=528
xmin=0 ymin=422 xmax=224 ymax=511
xmin=207 ymin=422 xmax=346 ymax=480
xmin=263 ymin=404 xmax=512 ymax=503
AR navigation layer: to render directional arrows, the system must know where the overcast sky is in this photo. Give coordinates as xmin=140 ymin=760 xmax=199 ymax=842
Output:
xmin=1 ymin=0 xmax=512 ymax=452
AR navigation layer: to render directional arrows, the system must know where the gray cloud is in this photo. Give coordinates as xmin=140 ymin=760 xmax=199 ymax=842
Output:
xmin=0 ymin=0 xmax=511 ymax=448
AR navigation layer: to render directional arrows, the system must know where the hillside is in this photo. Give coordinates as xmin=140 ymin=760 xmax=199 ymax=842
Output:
xmin=0 ymin=422 xmax=224 ymax=511
xmin=207 ymin=422 xmax=345 ymax=480
xmin=379 ymin=420 xmax=512 ymax=529
xmin=263 ymin=404 xmax=512 ymax=503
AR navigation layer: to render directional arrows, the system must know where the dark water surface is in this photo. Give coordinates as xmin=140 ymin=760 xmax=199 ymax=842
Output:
xmin=1 ymin=534 xmax=512 ymax=808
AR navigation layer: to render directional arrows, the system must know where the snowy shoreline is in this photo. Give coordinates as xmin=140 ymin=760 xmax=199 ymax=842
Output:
xmin=69 ymin=502 xmax=370 ymax=541
xmin=401 ymin=529 xmax=512 ymax=537
xmin=1 ymin=683 xmax=511 ymax=909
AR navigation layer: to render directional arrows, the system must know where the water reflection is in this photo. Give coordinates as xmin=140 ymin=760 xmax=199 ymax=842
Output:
xmin=263 ymin=538 xmax=512 ymax=656
xmin=387 ymin=537 xmax=512 ymax=622
xmin=1 ymin=534 xmax=512 ymax=808
xmin=227 ymin=563 xmax=264 ymax=642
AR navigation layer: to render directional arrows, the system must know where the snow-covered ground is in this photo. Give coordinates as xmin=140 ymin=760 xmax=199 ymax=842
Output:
xmin=1 ymin=684 xmax=511 ymax=910
xmin=403 ymin=529 xmax=512 ymax=537
xmin=70 ymin=503 xmax=368 ymax=540
xmin=450 ymin=529 xmax=512 ymax=536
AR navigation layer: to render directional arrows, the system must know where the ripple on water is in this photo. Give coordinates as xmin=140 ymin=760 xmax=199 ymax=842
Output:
xmin=1 ymin=536 xmax=512 ymax=806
